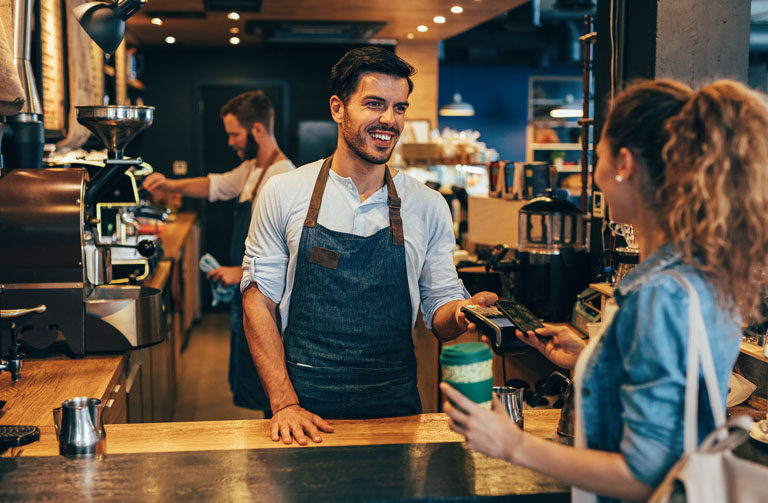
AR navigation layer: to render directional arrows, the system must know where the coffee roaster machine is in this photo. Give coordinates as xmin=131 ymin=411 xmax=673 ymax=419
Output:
xmin=0 ymin=106 xmax=166 ymax=359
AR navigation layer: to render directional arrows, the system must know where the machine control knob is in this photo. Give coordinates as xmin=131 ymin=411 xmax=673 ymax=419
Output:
xmin=136 ymin=239 xmax=156 ymax=257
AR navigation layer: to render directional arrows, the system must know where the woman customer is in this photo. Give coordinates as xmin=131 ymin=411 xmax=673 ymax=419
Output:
xmin=441 ymin=79 xmax=768 ymax=502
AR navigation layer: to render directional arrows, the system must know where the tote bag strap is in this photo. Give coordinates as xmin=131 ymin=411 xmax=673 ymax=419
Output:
xmin=663 ymin=271 xmax=726 ymax=454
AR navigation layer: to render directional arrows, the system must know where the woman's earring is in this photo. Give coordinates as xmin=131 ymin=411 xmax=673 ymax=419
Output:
xmin=615 ymin=175 xmax=624 ymax=183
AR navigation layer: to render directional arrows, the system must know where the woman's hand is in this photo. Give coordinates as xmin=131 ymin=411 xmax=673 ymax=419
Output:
xmin=441 ymin=382 xmax=526 ymax=463
xmin=515 ymin=324 xmax=586 ymax=370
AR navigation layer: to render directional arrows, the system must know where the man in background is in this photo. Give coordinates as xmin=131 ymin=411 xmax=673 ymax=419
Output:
xmin=143 ymin=90 xmax=295 ymax=413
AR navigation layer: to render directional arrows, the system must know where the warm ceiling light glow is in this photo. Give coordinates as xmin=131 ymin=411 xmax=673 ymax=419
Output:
xmin=433 ymin=16 xmax=446 ymax=24
xmin=164 ymin=36 xmax=176 ymax=44
xmin=230 ymin=27 xmax=240 ymax=34
xmin=550 ymin=108 xmax=583 ymax=118
xmin=417 ymin=25 xmax=428 ymax=32
xmin=229 ymin=36 xmax=240 ymax=45
xmin=150 ymin=17 xmax=163 ymax=26
xmin=450 ymin=6 xmax=464 ymax=13
xmin=227 ymin=12 xmax=240 ymax=20
xmin=406 ymin=32 xmax=415 ymax=39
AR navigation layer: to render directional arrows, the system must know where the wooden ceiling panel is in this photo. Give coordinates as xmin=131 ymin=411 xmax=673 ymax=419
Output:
xmin=126 ymin=0 xmax=527 ymax=47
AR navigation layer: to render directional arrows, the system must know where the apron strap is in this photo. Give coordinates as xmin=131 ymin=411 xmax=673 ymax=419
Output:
xmin=384 ymin=166 xmax=404 ymax=246
xmin=304 ymin=155 xmax=404 ymax=246
xmin=247 ymin=149 xmax=283 ymax=203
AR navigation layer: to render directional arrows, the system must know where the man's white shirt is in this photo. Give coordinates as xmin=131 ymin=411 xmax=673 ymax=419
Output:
xmin=208 ymin=158 xmax=296 ymax=203
xmin=241 ymin=159 xmax=469 ymax=331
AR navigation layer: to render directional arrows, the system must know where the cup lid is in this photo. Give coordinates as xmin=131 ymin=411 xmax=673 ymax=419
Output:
xmin=439 ymin=342 xmax=493 ymax=366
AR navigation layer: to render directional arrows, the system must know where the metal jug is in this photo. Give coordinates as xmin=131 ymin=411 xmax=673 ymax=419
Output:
xmin=556 ymin=378 xmax=575 ymax=439
xmin=52 ymin=397 xmax=106 ymax=455
xmin=526 ymin=371 xmax=575 ymax=438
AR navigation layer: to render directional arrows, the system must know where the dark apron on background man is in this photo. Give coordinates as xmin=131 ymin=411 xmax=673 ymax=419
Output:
xmin=282 ymin=156 xmax=421 ymax=419
xmin=228 ymin=151 xmax=280 ymax=411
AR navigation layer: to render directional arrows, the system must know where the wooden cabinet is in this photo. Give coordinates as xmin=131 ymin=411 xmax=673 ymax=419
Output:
xmin=101 ymin=366 xmax=127 ymax=425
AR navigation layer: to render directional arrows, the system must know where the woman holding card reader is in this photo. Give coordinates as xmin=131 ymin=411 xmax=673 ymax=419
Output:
xmin=443 ymin=79 xmax=768 ymax=502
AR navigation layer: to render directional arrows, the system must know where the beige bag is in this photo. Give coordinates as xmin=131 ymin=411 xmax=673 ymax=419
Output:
xmin=648 ymin=271 xmax=768 ymax=503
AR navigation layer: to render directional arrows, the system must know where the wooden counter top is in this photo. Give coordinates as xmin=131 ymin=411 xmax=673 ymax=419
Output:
xmin=0 ymin=356 xmax=124 ymax=427
xmin=159 ymin=212 xmax=196 ymax=260
xmin=2 ymin=412 xmax=570 ymax=502
xmin=14 ymin=410 xmax=562 ymax=457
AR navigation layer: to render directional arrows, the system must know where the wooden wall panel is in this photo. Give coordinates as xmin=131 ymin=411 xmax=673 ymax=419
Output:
xmin=396 ymin=41 xmax=438 ymax=130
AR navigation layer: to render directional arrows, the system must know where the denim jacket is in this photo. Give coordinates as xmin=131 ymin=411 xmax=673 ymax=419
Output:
xmin=580 ymin=243 xmax=741 ymax=501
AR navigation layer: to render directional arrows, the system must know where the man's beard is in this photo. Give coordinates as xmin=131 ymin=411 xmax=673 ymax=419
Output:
xmin=341 ymin=120 xmax=398 ymax=165
xmin=238 ymin=133 xmax=260 ymax=161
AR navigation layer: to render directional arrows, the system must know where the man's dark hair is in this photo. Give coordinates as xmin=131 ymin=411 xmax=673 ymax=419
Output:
xmin=329 ymin=46 xmax=415 ymax=104
xmin=220 ymin=90 xmax=275 ymax=134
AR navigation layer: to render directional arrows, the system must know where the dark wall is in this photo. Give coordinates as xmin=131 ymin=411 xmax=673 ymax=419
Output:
xmin=137 ymin=44 xmax=367 ymax=177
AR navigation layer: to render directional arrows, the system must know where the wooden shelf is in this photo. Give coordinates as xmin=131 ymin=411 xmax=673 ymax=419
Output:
xmin=531 ymin=142 xmax=583 ymax=150
xmin=741 ymin=341 xmax=768 ymax=364
xmin=555 ymin=164 xmax=582 ymax=174
xmin=531 ymin=120 xmax=581 ymax=128
xmin=589 ymin=282 xmax=614 ymax=297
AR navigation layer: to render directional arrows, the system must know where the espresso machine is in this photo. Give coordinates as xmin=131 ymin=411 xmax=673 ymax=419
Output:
xmin=489 ymin=192 xmax=590 ymax=322
xmin=0 ymin=105 xmax=165 ymax=357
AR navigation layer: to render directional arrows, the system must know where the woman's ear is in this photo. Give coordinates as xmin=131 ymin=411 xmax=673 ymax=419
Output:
xmin=616 ymin=146 xmax=638 ymax=181
xmin=329 ymin=95 xmax=344 ymax=124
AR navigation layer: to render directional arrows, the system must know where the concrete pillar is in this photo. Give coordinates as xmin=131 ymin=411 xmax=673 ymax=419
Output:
xmin=655 ymin=0 xmax=750 ymax=86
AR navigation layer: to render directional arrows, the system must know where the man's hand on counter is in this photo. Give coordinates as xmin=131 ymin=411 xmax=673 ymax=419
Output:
xmin=271 ymin=404 xmax=334 ymax=446
xmin=207 ymin=266 xmax=242 ymax=287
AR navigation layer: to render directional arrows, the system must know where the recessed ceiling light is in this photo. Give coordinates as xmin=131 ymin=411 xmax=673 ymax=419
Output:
xmin=230 ymin=27 xmax=240 ymax=34
xmin=227 ymin=12 xmax=240 ymax=20
xmin=450 ymin=6 xmax=464 ymax=14
xmin=406 ymin=33 xmax=415 ymax=39
xmin=417 ymin=25 xmax=428 ymax=32
xmin=229 ymin=36 xmax=240 ymax=45
xmin=165 ymin=36 xmax=176 ymax=44
xmin=150 ymin=17 xmax=163 ymax=26
xmin=433 ymin=16 xmax=446 ymax=24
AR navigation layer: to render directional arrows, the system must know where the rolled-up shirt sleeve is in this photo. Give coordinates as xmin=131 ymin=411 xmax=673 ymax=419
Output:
xmin=208 ymin=161 xmax=251 ymax=202
xmin=240 ymin=177 xmax=289 ymax=303
xmin=616 ymin=277 xmax=688 ymax=487
xmin=419 ymin=195 xmax=469 ymax=330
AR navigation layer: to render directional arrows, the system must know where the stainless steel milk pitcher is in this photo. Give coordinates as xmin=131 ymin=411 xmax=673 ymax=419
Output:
xmin=52 ymin=397 xmax=106 ymax=455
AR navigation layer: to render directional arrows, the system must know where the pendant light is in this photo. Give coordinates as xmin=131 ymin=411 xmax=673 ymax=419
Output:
xmin=439 ymin=93 xmax=475 ymax=117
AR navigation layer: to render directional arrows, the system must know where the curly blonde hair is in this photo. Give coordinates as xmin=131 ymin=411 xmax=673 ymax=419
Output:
xmin=660 ymin=80 xmax=768 ymax=320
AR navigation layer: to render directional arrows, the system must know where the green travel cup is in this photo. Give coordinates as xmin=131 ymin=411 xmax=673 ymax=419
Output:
xmin=440 ymin=342 xmax=494 ymax=409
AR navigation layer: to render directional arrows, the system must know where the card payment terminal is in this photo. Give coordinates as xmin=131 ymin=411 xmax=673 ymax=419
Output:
xmin=461 ymin=300 xmax=544 ymax=355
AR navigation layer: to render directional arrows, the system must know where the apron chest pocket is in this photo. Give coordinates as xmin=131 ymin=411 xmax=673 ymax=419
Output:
xmin=309 ymin=246 xmax=340 ymax=269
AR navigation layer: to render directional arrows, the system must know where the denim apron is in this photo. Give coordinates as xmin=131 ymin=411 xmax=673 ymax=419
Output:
xmin=228 ymin=151 xmax=280 ymax=411
xmin=283 ymin=156 xmax=421 ymax=419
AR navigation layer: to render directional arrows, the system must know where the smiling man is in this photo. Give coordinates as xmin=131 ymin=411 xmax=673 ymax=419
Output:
xmin=240 ymin=47 xmax=497 ymax=445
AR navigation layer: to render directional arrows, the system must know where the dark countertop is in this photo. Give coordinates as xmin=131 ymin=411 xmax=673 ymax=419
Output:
xmin=0 ymin=442 xmax=569 ymax=502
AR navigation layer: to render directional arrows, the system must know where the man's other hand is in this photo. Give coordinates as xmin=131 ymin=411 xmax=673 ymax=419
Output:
xmin=206 ymin=266 xmax=242 ymax=287
xmin=270 ymin=404 xmax=334 ymax=445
